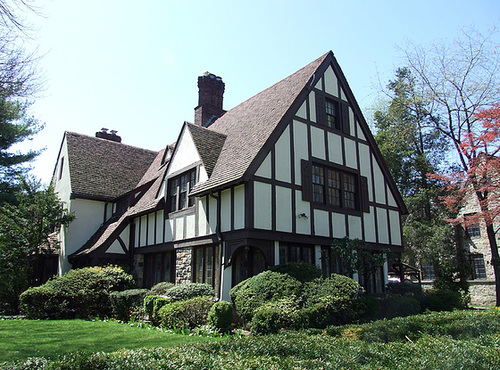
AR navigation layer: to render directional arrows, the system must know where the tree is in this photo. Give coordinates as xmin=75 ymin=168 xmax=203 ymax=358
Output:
xmin=373 ymin=68 xmax=468 ymax=292
xmin=0 ymin=177 xmax=74 ymax=313
xmin=430 ymin=105 xmax=500 ymax=306
xmin=398 ymin=27 xmax=500 ymax=305
xmin=0 ymin=0 xmax=43 ymax=203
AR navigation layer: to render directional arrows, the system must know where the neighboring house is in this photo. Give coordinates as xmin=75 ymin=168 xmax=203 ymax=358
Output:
xmin=52 ymin=51 xmax=407 ymax=301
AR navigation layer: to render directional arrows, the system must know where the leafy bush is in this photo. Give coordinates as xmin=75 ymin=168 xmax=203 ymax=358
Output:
xmin=302 ymin=274 xmax=361 ymax=306
xmin=143 ymin=295 xmax=171 ymax=325
xmin=158 ymin=296 xmax=214 ymax=330
xmin=251 ymin=296 xmax=299 ymax=334
xmin=230 ymin=270 xmax=302 ymax=323
xmin=374 ymin=295 xmax=421 ymax=319
xmin=419 ymin=288 xmax=464 ymax=312
xmin=150 ymin=282 xmax=175 ymax=295
xmin=269 ymin=263 xmax=322 ymax=282
xmin=164 ymin=283 xmax=215 ymax=302
xmin=110 ymin=289 xmax=150 ymax=322
xmin=386 ymin=282 xmax=422 ymax=295
xmin=207 ymin=301 xmax=234 ymax=333
xmin=19 ymin=266 xmax=134 ymax=319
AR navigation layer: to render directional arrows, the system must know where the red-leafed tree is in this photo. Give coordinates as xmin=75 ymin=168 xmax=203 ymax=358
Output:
xmin=430 ymin=105 xmax=500 ymax=306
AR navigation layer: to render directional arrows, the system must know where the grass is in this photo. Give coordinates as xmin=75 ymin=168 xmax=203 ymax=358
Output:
xmin=2 ymin=310 xmax=499 ymax=369
xmin=0 ymin=318 xmax=218 ymax=363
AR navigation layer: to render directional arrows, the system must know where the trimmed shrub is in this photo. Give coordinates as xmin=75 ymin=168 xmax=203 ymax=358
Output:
xmin=251 ymin=296 xmax=299 ymax=335
xmin=110 ymin=289 xmax=150 ymax=322
xmin=19 ymin=266 xmax=134 ymax=319
xmin=327 ymin=309 xmax=500 ymax=343
xmin=230 ymin=270 xmax=302 ymax=323
xmin=420 ymin=288 xmax=464 ymax=312
xmin=143 ymin=295 xmax=171 ymax=324
xmin=208 ymin=301 xmax=234 ymax=333
xmin=158 ymin=296 xmax=214 ymax=330
xmin=269 ymin=263 xmax=322 ymax=282
xmin=375 ymin=295 xmax=421 ymax=319
xmin=164 ymin=283 xmax=215 ymax=302
xmin=302 ymin=274 xmax=361 ymax=307
xmin=17 ymin=285 xmax=71 ymax=319
xmin=150 ymin=282 xmax=175 ymax=295
xmin=386 ymin=282 xmax=422 ymax=296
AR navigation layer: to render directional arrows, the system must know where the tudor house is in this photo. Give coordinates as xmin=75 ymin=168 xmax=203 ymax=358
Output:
xmin=52 ymin=51 xmax=407 ymax=301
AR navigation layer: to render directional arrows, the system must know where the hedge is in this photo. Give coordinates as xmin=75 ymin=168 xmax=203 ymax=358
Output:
xmin=157 ymin=296 xmax=214 ymax=330
xmin=110 ymin=289 xmax=150 ymax=322
xmin=19 ymin=266 xmax=134 ymax=319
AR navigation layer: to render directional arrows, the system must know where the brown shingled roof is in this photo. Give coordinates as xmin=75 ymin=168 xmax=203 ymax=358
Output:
xmin=186 ymin=123 xmax=226 ymax=177
xmin=72 ymin=149 xmax=168 ymax=257
xmin=190 ymin=52 xmax=329 ymax=195
xmin=65 ymin=132 xmax=158 ymax=200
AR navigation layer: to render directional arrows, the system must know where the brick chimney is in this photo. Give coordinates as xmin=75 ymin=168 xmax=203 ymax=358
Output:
xmin=95 ymin=128 xmax=122 ymax=143
xmin=194 ymin=72 xmax=225 ymax=127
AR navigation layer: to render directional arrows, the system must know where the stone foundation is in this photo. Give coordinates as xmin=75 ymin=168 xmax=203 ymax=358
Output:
xmin=176 ymin=247 xmax=192 ymax=284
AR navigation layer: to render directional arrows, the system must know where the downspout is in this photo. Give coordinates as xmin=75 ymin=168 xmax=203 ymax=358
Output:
xmin=210 ymin=192 xmax=224 ymax=299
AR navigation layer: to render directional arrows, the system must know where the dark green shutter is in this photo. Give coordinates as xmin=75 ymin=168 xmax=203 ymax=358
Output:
xmin=301 ymin=160 xmax=312 ymax=201
xmin=360 ymin=176 xmax=369 ymax=212
xmin=342 ymin=103 xmax=350 ymax=135
xmin=315 ymin=90 xmax=326 ymax=125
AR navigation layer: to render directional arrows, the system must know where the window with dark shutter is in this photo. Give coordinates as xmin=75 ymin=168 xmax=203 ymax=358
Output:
xmin=360 ymin=176 xmax=370 ymax=212
xmin=301 ymin=160 xmax=312 ymax=201
xmin=341 ymin=103 xmax=350 ymax=135
xmin=303 ymin=160 xmax=362 ymax=212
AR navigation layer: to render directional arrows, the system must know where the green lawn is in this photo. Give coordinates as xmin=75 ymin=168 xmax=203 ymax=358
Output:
xmin=0 ymin=319 xmax=218 ymax=362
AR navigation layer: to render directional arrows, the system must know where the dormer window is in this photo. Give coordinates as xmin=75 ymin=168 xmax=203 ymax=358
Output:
xmin=168 ymin=168 xmax=197 ymax=212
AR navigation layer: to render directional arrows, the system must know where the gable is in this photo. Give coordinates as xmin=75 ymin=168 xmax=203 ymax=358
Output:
xmin=167 ymin=125 xmax=207 ymax=180
xmin=251 ymin=55 xmax=406 ymax=215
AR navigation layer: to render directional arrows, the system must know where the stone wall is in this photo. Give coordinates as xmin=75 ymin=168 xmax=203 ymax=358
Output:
xmin=469 ymin=281 xmax=496 ymax=306
xmin=176 ymin=247 xmax=192 ymax=284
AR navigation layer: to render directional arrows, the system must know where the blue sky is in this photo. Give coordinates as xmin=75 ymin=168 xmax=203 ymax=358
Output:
xmin=18 ymin=0 xmax=500 ymax=184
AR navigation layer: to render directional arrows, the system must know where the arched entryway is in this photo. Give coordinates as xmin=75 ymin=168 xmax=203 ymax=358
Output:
xmin=231 ymin=246 xmax=267 ymax=286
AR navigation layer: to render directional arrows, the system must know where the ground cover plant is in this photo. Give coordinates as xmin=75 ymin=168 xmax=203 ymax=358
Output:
xmin=3 ymin=310 xmax=500 ymax=369
xmin=0 ymin=318 xmax=219 ymax=363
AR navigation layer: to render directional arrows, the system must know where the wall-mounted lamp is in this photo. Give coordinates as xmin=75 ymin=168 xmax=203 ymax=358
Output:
xmin=297 ymin=213 xmax=308 ymax=219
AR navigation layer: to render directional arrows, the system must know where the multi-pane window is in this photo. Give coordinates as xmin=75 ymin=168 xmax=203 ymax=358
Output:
xmin=194 ymin=245 xmax=221 ymax=292
xmin=321 ymin=246 xmax=347 ymax=277
xmin=143 ymin=252 xmax=174 ymax=288
xmin=343 ymin=173 xmax=356 ymax=209
xmin=325 ymin=99 xmax=338 ymax=129
xmin=470 ymin=254 xmax=487 ymax=280
xmin=279 ymin=243 xmax=314 ymax=265
xmin=466 ymin=224 xmax=481 ymax=238
xmin=420 ymin=260 xmax=436 ymax=281
xmin=311 ymin=164 xmax=358 ymax=210
xmin=327 ymin=169 xmax=341 ymax=206
xmin=168 ymin=168 xmax=196 ymax=212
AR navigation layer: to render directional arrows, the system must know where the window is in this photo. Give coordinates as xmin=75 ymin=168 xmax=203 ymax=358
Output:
xmin=311 ymin=164 xmax=358 ymax=210
xmin=193 ymin=245 xmax=221 ymax=290
xmin=279 ymin=243 xmax=314 ymax=265
xmin=321 ymin=246 xmax=347 ymax=277
xmin=144 ymin=252 xmax=174 ymax=288
xmin=420 ymin=260 xmax=436 ymax=281
xmin=316 ymin=92 xmax=350 ymax=134
xmin=470 ymin=254 xmax=487 ymax=280
xmin=58 ymin=157 xmax=64 ymax=180
xmin=325 ymin=99 xmax=339 ymax=129
xmin=466 ymin=224 xmax=481 ymax=238
xmin=168 ymin=168 xmax=196 ymax=212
